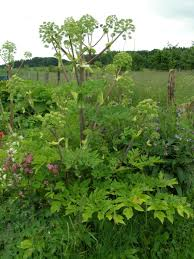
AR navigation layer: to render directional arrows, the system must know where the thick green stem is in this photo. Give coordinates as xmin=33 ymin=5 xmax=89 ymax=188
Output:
xmin=79 ymin=107 xmax=85 ymax=143
xmin=0 ymin=98 xmax=5 ymax=129
xmin=6 ymin=64 xmax=12 ymax=79
xmin=0 ymin=98 xmax=12 ymax=133
xmin=50 ymin=128 xmax=64 ymax=162
xmin=70 ymin=37 xmax=86 ymax=144
xmin=9 ymin=94 xmax=14 ymax=131
xmin=79 ymin=67 xmax=86 ymax=143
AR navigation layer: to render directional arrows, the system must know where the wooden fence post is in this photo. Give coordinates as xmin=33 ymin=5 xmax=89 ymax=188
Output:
xmin=45 ymin=72 xmax=49 ymax=84
xmin=167 ymin=69 xmax=176 ymax=105
xmin=57 ymin=70 xmax=61 ymax=85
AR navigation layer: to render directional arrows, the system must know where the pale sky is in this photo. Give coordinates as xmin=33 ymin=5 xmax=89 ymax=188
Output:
xmin=0 ymin=0 xmax=194 ymax=61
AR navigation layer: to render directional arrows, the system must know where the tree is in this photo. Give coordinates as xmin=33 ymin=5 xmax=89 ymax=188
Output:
xmin=0 ymin=41 xmax=32 ymax=131
xmin=0 ymin=41 xmax=16 ymax=79
xmin=0 ymin=42 xmax=32 ymax=78
xmin=39 ymin=14 xmax=135 ymax=142
xmin=131 ymin=52 xmax=145 ymax=71
xmin=105 ymin=52 xmax=132 ymax=78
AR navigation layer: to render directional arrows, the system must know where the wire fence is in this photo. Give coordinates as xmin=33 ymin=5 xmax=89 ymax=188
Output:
xmin=18 ymin=70 xmax=102 ymax=85
xmin=19 ymin=71 xmax=72 ymax=85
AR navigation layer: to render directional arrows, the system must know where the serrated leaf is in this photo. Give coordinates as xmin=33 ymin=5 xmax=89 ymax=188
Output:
xmin=168 ymin=178 xmax=178 ymax=188
xmin=97 ymin=211 xmax=105 ymax=220
xmin=135 ymin=129 xmax=142 ymax=138
xmin=154 ymin=211 xmax=165 ymax=224
xmin=177 ymin=206 xmax=185 ymax=217
xmin=166 ymin=212 xmax=174 ymax=224
xmin=23 ymin=248 xmax=34 ymax=259
xmin=113 ymin=214 xmax=125 ymax=224
xmin=185 ymin=208 xmax=193 ymax=218
xmin=133 ymin=204 xmax=144 ymax=212
xmin=106 ymin=211 xmax=113 ymax=221
xmin=123 ymin=207 xmax=133 ymax=220
xmin=114 ymin=202 xmax=125 ymax=210
xmin=55 ymin=182 xmax=66 ymax=190
xmin=65 ymin=204 xmax=78 ymax=215
xmin=97 ymin=91 xmax=104 ymax=106
xmin=20 ymin=240 xmax=33 ymax=250
xmin=71 ymin=91 xmax=78 ymax=101
xmin=82 ymin=209 xmax=94 ymax=222
xmin=50 ymin=201 xmax=61 ymax=213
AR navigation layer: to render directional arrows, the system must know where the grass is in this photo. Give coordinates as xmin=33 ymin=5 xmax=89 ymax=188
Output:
xmin=130 ymin=69 xmax=194 ymax=106
xmin=1 ymin=67 xmax=194 ymax=106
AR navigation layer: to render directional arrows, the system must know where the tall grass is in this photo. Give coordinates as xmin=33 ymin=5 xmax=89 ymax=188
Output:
xmin=130 ymin=70 xmax=194 ymax=106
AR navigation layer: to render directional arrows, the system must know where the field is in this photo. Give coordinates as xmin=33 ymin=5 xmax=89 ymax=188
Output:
xmin=130 ymin=70 xmax=194 ymax=105
xmin=7 ymin=68 xmax=194 ymax=105
xmin=1 ymin=66 xmax=194 ymax=105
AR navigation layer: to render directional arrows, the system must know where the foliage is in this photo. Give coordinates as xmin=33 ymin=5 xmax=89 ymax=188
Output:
xmin=0 ymin=70 xmax=194 ymax=257
xmin=0 ymin=41 xmax=32 ymax=79
xmin=0 ymin=41 xmax=16 ymax=65
xmin=3 ymin=45 xmax=194 ymax=72
xmin=0 ymin=15 xmax=194 ymax=259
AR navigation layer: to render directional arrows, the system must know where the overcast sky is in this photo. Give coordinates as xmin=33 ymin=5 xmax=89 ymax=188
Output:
xmin=0 ymin=0 xmax=194 ymax=61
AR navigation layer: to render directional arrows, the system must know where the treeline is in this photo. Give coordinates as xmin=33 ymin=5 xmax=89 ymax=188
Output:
xmin=98 ymin=47 xmax=194 ymax=71
xmin=134 ymin=47 xmax=194 ymax=70
xmin=1 ymin=47 xmax=194 ymax=71
xmin=14 ymin=57 xmax=69 ymax=68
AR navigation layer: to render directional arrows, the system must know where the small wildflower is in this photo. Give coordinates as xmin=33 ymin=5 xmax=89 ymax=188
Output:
xmin=0 ymin=131 xmax=5 ymax=139
xmin=47 ymin=164 xmax=53 ymax=171
xmin=47 ymin=164 xmax=59 ymax=175
xmin=24 ymin=154 xmax=33 ymax=164
xmin=12 ymin=163 xmax=20 ymax=173
xmin=8 ymin=148 xmax=17 ymax=155
xmin=43 ymin=180 xmax=49 ymax=186
xmin=174 ymin=134 xmax=182 ymax=140
xmin=24 ymin=167 xmax=33 ymax=174
xmin=19 ymin=191 xmax=24 ymax=198
xmin=3 ymin=164 xmax=9 ymax=172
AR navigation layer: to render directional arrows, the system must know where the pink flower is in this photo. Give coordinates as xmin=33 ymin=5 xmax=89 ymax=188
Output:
xmin=3 ymin=163 xmax=9 ymax=172
xmin=47 ymin=164 xmax=59 ymax=175
xmin=47 ymin=164 xmax=53 ymax=171
xmin=0 ymin=131 xmax=5 ymax=139
xmin=24 ymin=167 xmax=33 ymax=174
xmin=52 ymin=165 xmax=59 ymax=174
xmin=12 ymin=163 xmax=20 ymax=173
xmin=24 ymin=154 xmax=33 ymax=164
